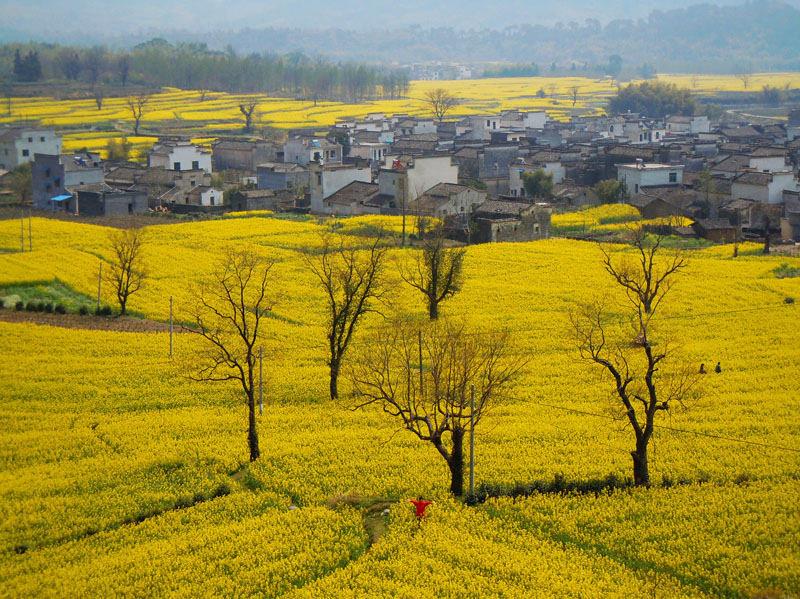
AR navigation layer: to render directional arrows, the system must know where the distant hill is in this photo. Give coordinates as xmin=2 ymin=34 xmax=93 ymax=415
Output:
xmin=2 ymin=1 xmax=799 ymax=72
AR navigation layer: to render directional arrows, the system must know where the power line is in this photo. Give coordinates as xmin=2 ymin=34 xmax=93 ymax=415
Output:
xmin=522 ymin=397 xmax=800 ymax=455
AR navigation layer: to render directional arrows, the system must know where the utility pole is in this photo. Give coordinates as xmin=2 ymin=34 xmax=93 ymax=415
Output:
xmin=169 ymin=296 xmax=173 ymax=358
xmin=96 ymin=262 xmax=102 ymax=310
xmin=259 ymin=345 xmax=263 ymax=415
xmin=418 ymin=330 xmax=424 ymax=397
xmin=28 ymin=210 xmax=32 ymax=251
xmin=20 ymin=205 xmax=24 ymax=251
xmin=469 ymin=384 xmax=475 ymax=495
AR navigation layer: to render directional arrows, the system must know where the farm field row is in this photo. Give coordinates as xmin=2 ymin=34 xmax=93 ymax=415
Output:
xmin=2 ymin=72 xmax=800 ymax=158
xmin=0 ymin=213 xmax=798 ymax=597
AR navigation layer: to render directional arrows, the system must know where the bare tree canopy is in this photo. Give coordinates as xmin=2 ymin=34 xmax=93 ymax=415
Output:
xmin=571 ymin=227 xmax=698 ymax=486
xmin=239 ymin=100 xmax=258 ymax=132
xmin=348 ymin=318 xmax=525 ymax=496
xmin=399 ymin=227 xmax=466 ymax=320
xmin=188 ymin=247 xmax=277 ymax=462
xmin=422 ymin=88 xmax=459 ymax=122
xmin=305 ymin=232 xmax=387 ymax=400
xmin=108 ymin=228 xmax=147 ymax=316
xmin=126 ymin=93 xmax=150 ymax=135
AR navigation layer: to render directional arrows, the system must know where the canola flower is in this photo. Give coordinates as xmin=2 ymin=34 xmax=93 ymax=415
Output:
xmin=0 ymin=215 xmax=798 ymax=596
xmin=4 ymin=73 xmax=799 ymax=158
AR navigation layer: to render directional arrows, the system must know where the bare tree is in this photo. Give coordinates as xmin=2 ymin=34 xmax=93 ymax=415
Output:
xmin=94 ymin=85 xmax=104 ymax=110
xmin=399 ymin=226 xmax=466 ymax=320
xmin=422 ymin=88 xmax=459 ymax=122
xmin=239 ymin=100 xmax=258 ymax=132
xmin=571 ymin=227 xmax=698 ymax=486
xmin=348 ymin=319 xmax=524 ymax=496
xmin=305 ymin=232 xmax=387 ymax=400
xmin=737 ymin=72 xmax=752 ymax=90
xmin=126 ymin=93 xmax=150 ymax=136
xmin=569 ymin=86 xmax=581 ymax=106
xmin=108 ymin=228 xmax=147 ymax=315
xmin=188 ymin=247 xmax=277 ymax=462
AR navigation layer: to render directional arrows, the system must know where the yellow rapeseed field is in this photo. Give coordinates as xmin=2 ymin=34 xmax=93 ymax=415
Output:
xmin=0 ymin=214 xmax=798 ymax=597
xmin=3 ymin=73 xmax=799 ymax=158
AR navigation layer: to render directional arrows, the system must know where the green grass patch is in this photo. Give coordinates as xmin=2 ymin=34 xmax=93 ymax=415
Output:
xmin=774 ymin=263 xmax=800 ymax=278
xmin=0 ymin=279 xmax=94 ymax=311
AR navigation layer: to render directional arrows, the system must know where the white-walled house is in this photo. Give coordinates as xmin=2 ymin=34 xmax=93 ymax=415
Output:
xmin=666 ymin=115 xmax=711 ymax=134
xmin=185 ymin=185 xmax=224 ymax=207
xmin=731 ymin=171 xmax=799 ymax=205
xmin=0 ymin=128 xmax=61 ymax=170
xmin=309 ymin=162 xmax=372 ymax=213
xmin=148 ymin=141 xmax=212 ymax=173
xmin=412 ymin=183 xmax=487 ymax=218
xmin=284 ymin=137 xmax=342 ymax=167
xmin=617 ymin=161 xmax=684 ymax=194
xmin=378 ymin=155 xmax=459 ymax=205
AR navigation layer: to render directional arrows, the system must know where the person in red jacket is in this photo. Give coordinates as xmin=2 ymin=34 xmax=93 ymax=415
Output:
xmin=410 ymin=497 xmax=433 ymax=524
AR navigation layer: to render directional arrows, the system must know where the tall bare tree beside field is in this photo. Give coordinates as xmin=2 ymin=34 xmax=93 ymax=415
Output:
xmin=348 ymin=318 xmax=524 ymax=496
xmin=571 ymin=227 xmax=699 ymax=486
xmin=188 ymin=247 xmax=278 ymax=462
xmin=422 ymin=88 xmax=459 ymax=122
xmin=399 ymin=226 xmax=466 ymax=320
xmin=239 ymin=100 xmax=258 ymax=132
xmin=126 ymin=93 xmax=151 ymax=135
xmin=305 ymin=232 xmax=387 ymax=400
xmin=108 ymin=228 xmax=148 ymax=315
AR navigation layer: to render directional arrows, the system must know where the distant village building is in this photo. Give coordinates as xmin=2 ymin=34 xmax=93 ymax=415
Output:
xmin=0 ymin=127 xmax=61 ymax=170
xmin=284 ymin=137 xmax=342 ymax=167
xmin=617 ymin=161 xmax=684 ymax=194
xmin=148 ymin=141 xmax=212 ymax=173
xmin=212 ymin=140 xmax=277 ymax=171
xmin=31 ymin=152 xmax=105 ymax=212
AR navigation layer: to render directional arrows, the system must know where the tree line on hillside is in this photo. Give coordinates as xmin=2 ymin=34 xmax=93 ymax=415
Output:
xmin=20 ymin=1 xmax=793 ymax=73
xmin=0 ymin=40 xmax=410 ymax=102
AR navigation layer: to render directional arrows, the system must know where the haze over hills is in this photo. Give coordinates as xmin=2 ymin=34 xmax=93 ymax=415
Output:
xmin=4 ymin=0 xmax=798 ymax=32
xmin=1 ymin=0 xmax=799 ymax=72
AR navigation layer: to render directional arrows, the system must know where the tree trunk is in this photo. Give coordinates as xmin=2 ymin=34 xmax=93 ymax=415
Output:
xmin=329 ymin=357 xmax=340 ymax=400
xmin=448 ymin=428 xmax=465 ymax=496
xmin=631 ymin=440 xmax=649 ymax=486
xmin=429 ymin=299 xmax=438 ymax=320
xmin=248 ymin=391 xmax=260 ymax=461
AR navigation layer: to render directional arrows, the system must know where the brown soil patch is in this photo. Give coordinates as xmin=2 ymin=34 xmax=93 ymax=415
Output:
xmin=0 ymin=310 xmax=183 ymax=333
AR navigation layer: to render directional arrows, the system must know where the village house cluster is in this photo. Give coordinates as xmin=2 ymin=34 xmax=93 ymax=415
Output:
xmin=2 ymin=106 xmax=800 ymax=243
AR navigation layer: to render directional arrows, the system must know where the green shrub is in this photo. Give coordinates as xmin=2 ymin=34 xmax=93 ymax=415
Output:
xmin=55 ymin=304 xmax=67 ymax=314
xmin=79 ymin=305 xmax=89 ymax=315
xmin=25 ymin=302 xmax=36 ymax=312
xmin=15 ymin=301 xmax=24 ymax=311
xmin=44 ymin=302 xmax=54 ymax=313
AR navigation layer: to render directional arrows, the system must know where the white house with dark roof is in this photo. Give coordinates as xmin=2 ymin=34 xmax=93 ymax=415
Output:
xmin=617 ymin=161 xmax=684 ymax=194
xmin=412 ymin=183 xmax=487 ymax=218
xmin=148 ymin=141 xmax=212 ymax=173
xmin=284 ymin=137 xmax=342 ymax=166
xmin=731 ymin=170 xmax=799 ymax=205
xmin=0 ymin=127 xmax=61 ymax=170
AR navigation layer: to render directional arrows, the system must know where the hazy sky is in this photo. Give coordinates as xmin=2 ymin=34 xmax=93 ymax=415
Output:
xmin=4 ymin=0 xmax=798 ymax=33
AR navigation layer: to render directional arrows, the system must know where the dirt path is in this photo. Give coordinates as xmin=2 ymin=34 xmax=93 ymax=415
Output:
xmin=0 ymin=310 xmax=181 ymax=333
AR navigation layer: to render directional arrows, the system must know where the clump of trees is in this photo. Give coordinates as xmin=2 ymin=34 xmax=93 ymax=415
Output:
xmin=1 ymin=40 xmax=409 ymax=103
xmin=521 ymin=169 xmax=554 ymax=199
xmin=609 ymin=81 xmax=696 ymax=118
xmin=594 ymin=179 xmax=630 ymax=205
xmin=13 ymin=49 xmax=42 ymax=82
